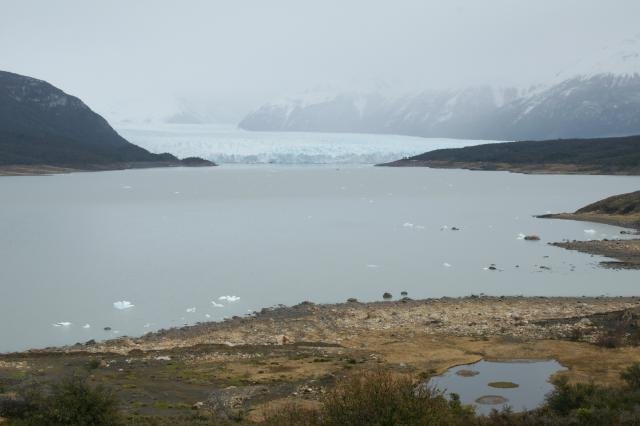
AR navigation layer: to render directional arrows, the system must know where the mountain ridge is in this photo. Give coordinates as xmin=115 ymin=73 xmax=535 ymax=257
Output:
xmin=239 ymin=35 xmax=640 ymax=141
xmin=0 ymin=70 xmax=215 ymax=173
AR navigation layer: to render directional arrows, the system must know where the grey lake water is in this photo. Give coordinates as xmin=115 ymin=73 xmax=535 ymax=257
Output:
xmin=429 ymin=359 xmax=567 ymax=414
xmin=1 ymin=164 xmax=640 ymax=352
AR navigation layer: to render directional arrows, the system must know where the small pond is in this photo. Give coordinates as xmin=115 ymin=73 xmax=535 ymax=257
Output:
xmin=428 ymin=359 xmax=566 ymax=415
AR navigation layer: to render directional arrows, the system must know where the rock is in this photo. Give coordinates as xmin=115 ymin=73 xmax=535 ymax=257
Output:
xmin=524 ymin=235 xmax=540 ymax=241
xmin=488 ymin=381 xmax=519 ymax=389
xmin=275 ymin=335 xmax=290 ymax=345
xmin=488 ymin=265 xmax=497 ymax=271
xmin=475 ymin=395 xmax=508 ymax=405
xmin=192 ymin=401 xmax=204 ymax=410
xmin=401 ymin=291 xmax=408 ymax=296
xmin=347 ymin=298 xmax=358 ymax=303
xmin=578 ymin=317 xmax=593 ymax=326
xmin=456 ymin=369 xmax=480 ymax=377
xmin=103 ymin=327 xmax=112 ymax=331
xmin=206 ymin=385 xmax=268 ymax=420
xmin=451 ymin=227 xmax=460 ymax=231
xmin=383 ymin=292 xmax=393 ymax=300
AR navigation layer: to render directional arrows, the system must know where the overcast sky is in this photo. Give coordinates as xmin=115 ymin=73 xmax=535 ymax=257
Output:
xmin=2 ymin=0 xmax=639 ymax=118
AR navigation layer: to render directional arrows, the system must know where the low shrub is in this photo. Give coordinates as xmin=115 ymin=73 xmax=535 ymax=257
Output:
xmin=2 ymin=375 xmax=121 ymax=425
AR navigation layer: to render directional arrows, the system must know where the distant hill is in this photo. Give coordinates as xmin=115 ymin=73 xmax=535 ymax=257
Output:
xmin=540 ymin=190 xmax=640 ymax=233
xmin=240 ymin=35 xmax=640 ymax=141
xmin=378 ymin=135 xmax=640 ymax=175
xmin=0 ymin=70 xmax=214 ymax=173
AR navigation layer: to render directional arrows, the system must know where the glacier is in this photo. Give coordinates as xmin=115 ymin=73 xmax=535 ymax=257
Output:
xmin=117 ymin=124 xmax=495 ymax=164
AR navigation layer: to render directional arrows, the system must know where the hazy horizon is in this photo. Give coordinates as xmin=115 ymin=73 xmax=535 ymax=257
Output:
xmin=2 ymin=1 xmax=640 ymax=122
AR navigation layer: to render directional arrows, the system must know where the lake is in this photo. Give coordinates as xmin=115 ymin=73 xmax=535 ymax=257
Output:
xmin=1 ymin=162 xmax=640 ymax=352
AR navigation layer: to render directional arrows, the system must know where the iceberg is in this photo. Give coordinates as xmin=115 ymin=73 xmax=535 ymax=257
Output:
xmin=113 ymin=300 xmax=135 ymax=310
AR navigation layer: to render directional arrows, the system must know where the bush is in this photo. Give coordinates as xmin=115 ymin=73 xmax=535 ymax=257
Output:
xmin=621 ymin=363 xmax=640 ymax=390
xmin=4 ymin=375 xmax=121 ymax=425
xmin=264 ymin=371 xmax=474 ymax=426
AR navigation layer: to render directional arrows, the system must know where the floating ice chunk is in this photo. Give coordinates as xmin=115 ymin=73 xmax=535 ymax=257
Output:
xmin=440 ymin=225 xmax=448 ymax=230
xmin=211 ymin=301 xmax=224 ymax=308
xmin=143 ymin=323 xmax=152 ymax=328
xmin=53 ymin=322 xmax=72 ymax=327
xmin=113 ymin=301 xmax=135 ymax=310
xmin=122 ymin=185 xmax=132 ymax=189
xmin=584 ymin=229 xmax=596 ymax=234
xmin=403 ymin=222 xmax=414 ymax=228
xmin=415 ymin=225 xmax=425 ymax=230
xmin=219 ymin=295 xmax=240 ymax=302
xmin=205 ymin=314 xmax=211 ymax=318
xmin=173 ymin=191 xmax=180 ymax=195
xmin=366 ymin=264 xmax=380 ymax=268
xmin=517 ymin=233 xmax=526 ymax=240
xmin=186 ymin=307 xmax=196 ymax=313
xmin=82 ymin=324 xmax=91 ymax=329
xmin=443 ymin=262 xmax=452 ymax=268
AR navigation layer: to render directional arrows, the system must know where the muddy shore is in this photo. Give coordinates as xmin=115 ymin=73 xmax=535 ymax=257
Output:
xmin=3 ymin=296 xmax=640 ymax=422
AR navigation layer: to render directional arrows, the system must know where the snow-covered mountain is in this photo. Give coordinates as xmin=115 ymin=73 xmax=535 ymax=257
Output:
xmin=96 ymin=95 xmax=245 ymax=126
xmin=240 ymin=35 xmax=640 ymax=140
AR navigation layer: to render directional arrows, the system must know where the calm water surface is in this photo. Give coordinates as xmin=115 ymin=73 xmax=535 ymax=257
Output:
xmin=1 ymin=165 xmax=639 ymax=352
xmin=429 ymin=360 xmax=567 ymax=414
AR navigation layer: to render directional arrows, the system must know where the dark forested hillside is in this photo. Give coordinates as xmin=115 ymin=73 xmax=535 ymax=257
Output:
xmin=379 ymin=135 xmax=640 ymax=175
xmin=0 ymin=70 xmax=214 ymax=170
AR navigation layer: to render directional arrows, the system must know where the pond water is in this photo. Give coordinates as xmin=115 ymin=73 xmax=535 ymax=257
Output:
xmin=428 ymin=359 xmax=567 ymax=414
xmin=1 ymin=164 xmax=639 ymax=352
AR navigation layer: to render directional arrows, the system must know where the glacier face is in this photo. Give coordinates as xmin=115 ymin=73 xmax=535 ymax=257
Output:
xmin=117 ymin=124 xmax=495 ymax=164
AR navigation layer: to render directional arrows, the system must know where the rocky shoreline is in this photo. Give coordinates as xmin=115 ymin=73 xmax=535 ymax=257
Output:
xmin=377 ymin=159 xmax=640 ymax=175
xmin=539 ymin=192 xmax=640 ymax=269
xmin=0 ymin=159 xmax=216 ymax=177
xmin=3 ymin=296 xmax=640 ymax=422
